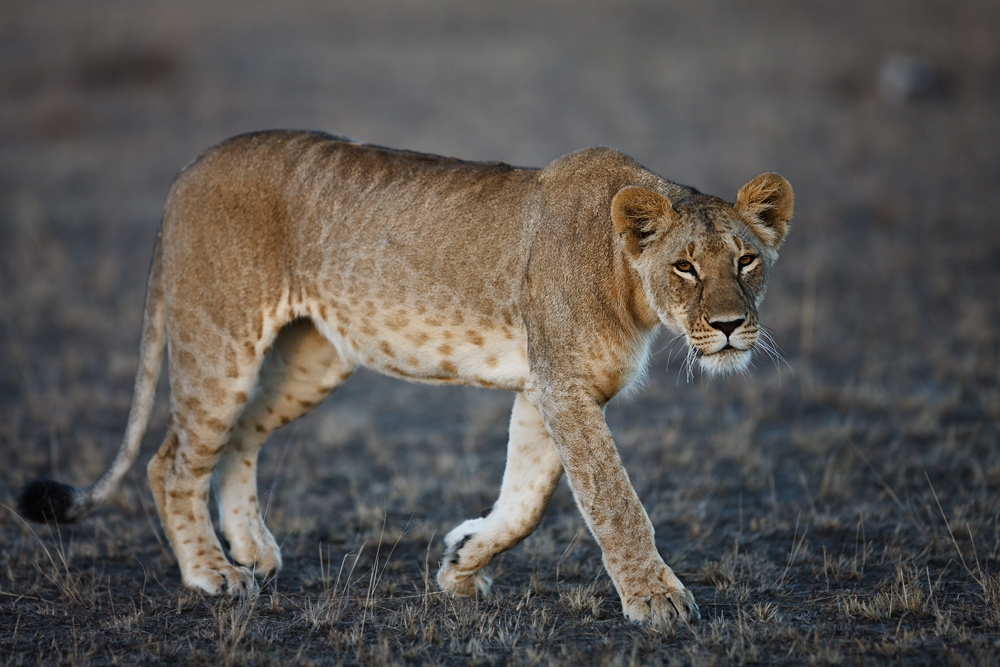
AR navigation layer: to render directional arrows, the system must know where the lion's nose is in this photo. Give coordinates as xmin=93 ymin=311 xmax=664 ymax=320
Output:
xmin=708 ymin=318 xmax=744 ymax=337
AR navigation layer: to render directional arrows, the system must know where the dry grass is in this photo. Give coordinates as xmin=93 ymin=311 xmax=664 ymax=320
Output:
xmin=2 ymin=0 xmax=1000 ymax=665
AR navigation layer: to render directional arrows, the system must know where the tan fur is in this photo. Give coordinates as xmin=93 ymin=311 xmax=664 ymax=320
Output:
xmin=97 ymin=131 xmax=792 ymax=627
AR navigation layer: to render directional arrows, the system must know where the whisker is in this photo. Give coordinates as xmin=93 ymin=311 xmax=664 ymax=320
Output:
xmin=666 ymin=347 xmax=681 ymax=372
xmin=758 ymin=326 xmax=789 ymax=366
xmin=661 ymin=334 xmax=687 ymax=371
xmin=656 ymin=332 xmax=686 ymax=358
xmin=755 ymin=326 xmax=792 ymax=384
xmin=679 ymin=345 xmax=700 ymax=384
xmin=675 ymin=347 xmax=688 ymax=384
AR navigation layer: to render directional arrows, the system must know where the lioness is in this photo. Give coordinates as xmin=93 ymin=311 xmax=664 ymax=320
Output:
xmin=20 ymin=131 xmax=792 ymax=628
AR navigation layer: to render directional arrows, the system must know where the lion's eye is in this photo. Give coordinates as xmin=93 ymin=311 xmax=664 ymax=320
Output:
xmin=738 ymin=254 xmax=756 ymax=267
xmin=674 ymin=261 xmax=695 ymax=273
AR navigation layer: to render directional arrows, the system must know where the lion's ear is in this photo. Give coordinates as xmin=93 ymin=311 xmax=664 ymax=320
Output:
xmin=736 ymin=173 xmax=793 ymax=250
xmin=611 ymin=186 xmax=675 ymax=258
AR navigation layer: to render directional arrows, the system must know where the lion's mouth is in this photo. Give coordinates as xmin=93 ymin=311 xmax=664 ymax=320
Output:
xmin=695 ymin=343 xmax=753 ymax=377
xmin=704 ymin=342 xmax=746 ymax=356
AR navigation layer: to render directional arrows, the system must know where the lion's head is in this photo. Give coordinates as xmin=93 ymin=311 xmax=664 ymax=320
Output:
xmin=612 ymin=173 xmax=793 ymax=377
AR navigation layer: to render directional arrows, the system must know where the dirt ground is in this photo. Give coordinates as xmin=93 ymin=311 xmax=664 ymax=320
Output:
xmin=1 ymin=1 xmax=999 ymax=665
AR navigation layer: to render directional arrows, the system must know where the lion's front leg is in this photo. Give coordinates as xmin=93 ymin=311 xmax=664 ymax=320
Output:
xmin=530 ymin=387 xmax=700 ymax=629
xmin=437 ymin=392 xmax=563 ymax=597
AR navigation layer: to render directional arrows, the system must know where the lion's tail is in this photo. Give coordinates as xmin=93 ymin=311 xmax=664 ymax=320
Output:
xmin=19 ymin=235 xmax=167 ymax=524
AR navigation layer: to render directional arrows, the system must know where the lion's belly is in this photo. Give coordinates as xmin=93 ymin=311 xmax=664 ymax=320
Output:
xmin=306 ymin=298 xmax=529 ymax=391
xmin=366 ymin=330 xmax=529 ymax=390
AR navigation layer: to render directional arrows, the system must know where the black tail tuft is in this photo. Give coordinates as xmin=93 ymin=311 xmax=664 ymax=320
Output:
xmin=18 ymin=479 xmax=77 ymax=524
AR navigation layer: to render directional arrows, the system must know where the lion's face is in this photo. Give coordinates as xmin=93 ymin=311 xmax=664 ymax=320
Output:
xmin=612 ymin=173 xmax=793 ymax=376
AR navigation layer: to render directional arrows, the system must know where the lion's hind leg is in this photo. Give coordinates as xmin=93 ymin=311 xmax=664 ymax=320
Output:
xmin=158 ymin=342 xmax=268 ymax=596
xmin=147 ymin=418 xmax=180 ymax=548
xmin=214 ymin=319 xmax=353 ymax=576
xmin=437 ymin=392 xmax=563 ymax=597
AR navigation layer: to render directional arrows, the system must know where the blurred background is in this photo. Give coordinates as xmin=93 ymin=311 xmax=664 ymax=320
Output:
xmin=1 ymin=0 xmax=998 ymax=584
xmin=2 ymin=2 xmax=1000 ymax=662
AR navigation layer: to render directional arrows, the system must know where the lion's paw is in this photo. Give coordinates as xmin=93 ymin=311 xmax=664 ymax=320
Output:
xmin=436 ymin=518 xmax=492 ymax=597
xmin=621 ymin=570 xmax=700 ymax=629
xmin=437 ymin=561 xmax=492 ymax=597
xmin=227 ymin=525 xmax=283 ymax=577
xmin=184 ymin=562 xmax=258 ymax=597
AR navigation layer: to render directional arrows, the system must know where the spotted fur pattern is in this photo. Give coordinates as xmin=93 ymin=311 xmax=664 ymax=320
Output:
xmin=20 ymin=131 xmax=792 ymax=629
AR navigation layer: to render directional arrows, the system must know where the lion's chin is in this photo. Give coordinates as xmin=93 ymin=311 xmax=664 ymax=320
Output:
xmin=697 ymin=347 xmax=752 ymax=377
